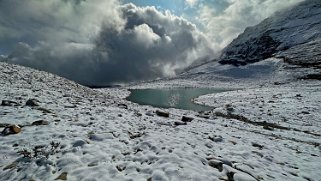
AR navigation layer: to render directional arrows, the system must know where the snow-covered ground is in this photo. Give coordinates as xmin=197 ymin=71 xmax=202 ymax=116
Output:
xmin=1 ymin=61 xmax=321 ymax=181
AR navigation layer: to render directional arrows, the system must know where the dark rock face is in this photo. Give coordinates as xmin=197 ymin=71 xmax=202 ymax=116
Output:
xmin=219 ymin=0 xmax=321 ymax=66
xmin=220 ymin=33 xmax=281 ymax=66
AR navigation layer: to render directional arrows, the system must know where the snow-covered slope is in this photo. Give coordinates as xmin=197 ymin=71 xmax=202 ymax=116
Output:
xmin=183 ymin=0 xmax=321 ymax=82
xmin=219 ymin=0 xmax=321 ymax=66
xmin=1 ymin=61 xmax=321 ymax=181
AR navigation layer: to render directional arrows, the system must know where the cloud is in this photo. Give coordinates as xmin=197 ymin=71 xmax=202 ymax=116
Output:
xmin=185 ymin=0 xmax=199 ymax=7
xmin=199 ymin=0 xmax=304 ymax=51
xmin=0 ymin=0 xmax=214 ymax=85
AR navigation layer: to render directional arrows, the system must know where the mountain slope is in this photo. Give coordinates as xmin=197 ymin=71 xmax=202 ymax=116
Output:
xmin=219 ymin=0 xmax=321 ymax=67
xmin=2 ymin=61 xmax=321 ymax=181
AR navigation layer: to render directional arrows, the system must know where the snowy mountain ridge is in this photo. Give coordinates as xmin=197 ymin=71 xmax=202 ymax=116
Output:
xmin=218 ymin=0 xmax=321 ymax=66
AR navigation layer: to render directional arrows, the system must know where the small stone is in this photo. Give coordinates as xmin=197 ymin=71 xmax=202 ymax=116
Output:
xmin=3 ymin=162 xmax=17 ymax=170
xmin=208 ymin=159 xmax=223 ymax=172
xmin=252 ymin=142 xmax=264 ymax=149
xmin=227 ymin=172 xmax=235 ymax=181
xmin=181 ymin=116 xmax=194 ymax=122
xmin=301 ymin=111 xmax=310 ymax=115
xmin=197 ymin=114 xmax=210 ymax=119
xmin=72 ymin=140 xmax=87 ymax=147
xmin=156 ymin=110 xmax=170 ymax=118
xmin=263 ymin=125 xmax=274 ymax=131
xmin=128 ymin=131 xmax=144 ymax=139
xmin=37 ymin=107 xmax=53 ymax=113
xmin=26 ymin=99 xmax=39 ymax=107
xmin=209 ymin=135 xmax=223 ymax=142
xmin=88 ymin=162 xmax=98 ymax=167
xmin=116 ymin=164 xmax=126 ymax=172
xmin=55 ymin=172 xmax=68 ymax=180
xmin=32 ymin=120 xmax=49 ymax=126
xmin=64 ymin=104 xmax=77 ymax=108
xmin=205 ymin=143 xmax=213 ymax=148
xmin=1 ymin=125 xmax=21 ymax=135
xmin=1 ymin=100 xmax=19 ymax=106
xmin=118 ymin=103 xmax=128 ymax=109
xmin=89 ymin=134 xmax=104 ymax=141
xmin=174 ymin=121 xmax=187 ymax=126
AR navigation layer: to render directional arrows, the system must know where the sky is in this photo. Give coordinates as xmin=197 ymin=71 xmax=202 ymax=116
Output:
xmin=0 ymin=0 xmax=304 ymax=85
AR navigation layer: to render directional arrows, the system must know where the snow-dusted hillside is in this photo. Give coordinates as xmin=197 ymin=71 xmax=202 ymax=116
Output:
xmin=1 ymin=60 xmax=321 ymax=181
xmin=219 ymin=0 xmax=321 ymax=66
xmin=182 ymin=0 xmax=321 ymax=82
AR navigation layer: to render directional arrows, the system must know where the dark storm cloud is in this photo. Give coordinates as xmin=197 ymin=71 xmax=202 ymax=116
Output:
xmin=0 ymin=0 xmax=214 ymax=85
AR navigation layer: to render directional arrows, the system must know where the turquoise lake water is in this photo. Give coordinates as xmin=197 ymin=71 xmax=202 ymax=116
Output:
xmin=127 ymin=88 xmax=231 ymax=111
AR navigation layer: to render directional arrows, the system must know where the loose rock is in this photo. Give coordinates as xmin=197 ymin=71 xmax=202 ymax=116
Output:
xmin=1 ymin=100 xmax=19 ymax=106
xmin=252 ymin=143 xmax=264 ymax=149
xmin=3 ymin=162 xmax=17 ymax=170
xmin=55 ymin=172 xmax=68 ymax=180
xmin=26 ymin=99 xmax=39 ymax=107
xmin=208 ymin=159 xmax=223 ymax=172
xmin=37 ymin=107 xmax=53 ymax=113
xmin=209 ymin=135 xmax=224 ymax=142
xmin=32 ymin=120 xmax=49 ymax=126
xmin=174 ymin=121 xmax=187 ymax=126
xmin=72 ymin=140 xmax=87 ymax=147
xmin=156 ymin=110 xmax=170 ymax=118
xmin=118 ymin=103 xmax=128 ymax=109
xmin=181 ymin=116 xmax=194 ymax=122
xmin=1 ymin=125 xmax=21 ymax=136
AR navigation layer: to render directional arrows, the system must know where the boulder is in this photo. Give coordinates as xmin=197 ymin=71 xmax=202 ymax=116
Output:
xmin=32 ymin=120 xmax=49 ymax=126
xmin=26 ymin=99 xmax=39 ymax=107
xmin=117 ymin=103 xmax=128 ymax=109
xmin=156 ymin=110 xmax=170 ymax=118
xmin=174 ymin=121 xmax=187 ymax=126
xmin=181 ymin=116 xmax=194 ymax=122
xmin=55 ymin=172 xmax=67 ymax=180
xmin=1 ymin=125 xmax=21 ymax=135
xmin=1 ymin=100 xmax=19 ymax=106
xmin=208 ymin=159 xmax=223 ymax=172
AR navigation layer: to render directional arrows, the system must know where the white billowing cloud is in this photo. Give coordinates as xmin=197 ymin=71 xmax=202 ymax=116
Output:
xmin=133 ymin=24 xmax=161 ymax=48
xmin=186 ymin=0 xmax=199 ymax=7
xmin=93 ymin=3 xmax=215 ymax=83
xmin=199 ymin=0 xmax=304 ymax=51
xmin=0 ymin=0 xmax=214 ymax=85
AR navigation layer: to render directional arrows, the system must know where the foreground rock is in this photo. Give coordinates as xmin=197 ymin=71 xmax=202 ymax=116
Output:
xmin=31 ymin=120 xmax=49 ymax=126
xmin=1 ymin=100 xmax=19 ymax=106
xmin=156 ymin=110 xmax=170 ymax=117
xmin=26 ymin=99 xmax=39 ymax=107
xmin=1 ymin=125 xmax=21 ymax=136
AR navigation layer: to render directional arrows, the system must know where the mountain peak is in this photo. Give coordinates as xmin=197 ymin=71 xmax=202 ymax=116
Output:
xmin=219 ymin=0 xmax=321 ymax=67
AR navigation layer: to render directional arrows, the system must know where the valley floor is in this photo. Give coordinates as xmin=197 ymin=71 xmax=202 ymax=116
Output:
xmin=0 ymin=62 xmax=320 ymax=181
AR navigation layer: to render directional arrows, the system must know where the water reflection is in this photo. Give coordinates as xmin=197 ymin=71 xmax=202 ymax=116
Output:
xmin=127 ymin=88 xmax=232 ymax=111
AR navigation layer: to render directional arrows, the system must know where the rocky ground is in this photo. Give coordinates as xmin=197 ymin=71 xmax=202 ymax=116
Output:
xmin=1 ymin=62 xmax=321 ymax=181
